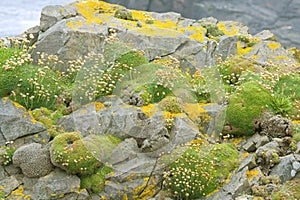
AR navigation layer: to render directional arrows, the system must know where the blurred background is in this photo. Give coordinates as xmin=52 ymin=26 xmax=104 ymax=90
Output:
xmin=1 ymin=0 xmax=299 ymax=49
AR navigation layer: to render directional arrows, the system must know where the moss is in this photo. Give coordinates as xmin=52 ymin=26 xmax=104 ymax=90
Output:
xmin=114 ymin=8 xmax=134 ymax=21
xmin=293 ymin=124 xmax=300 ymax=142
xmin=164 ymin=142 xmax=239 ymax=199
xmin=80 ymin=165 xmax=112 ymax=193
xmin=226 ymin=81 xmax=273 ymax=136
xmin=51 ymin=132 xmax=100 ymax=176
xmin=115 ymin=50 xmax=148 ymax=69
xmin=272 ymin=179 xmax=300 ymax=200
xmin=200 ymin=22 xmax=224 ymax=38
xmin=159 ymin=96 xmax=183 ymax=113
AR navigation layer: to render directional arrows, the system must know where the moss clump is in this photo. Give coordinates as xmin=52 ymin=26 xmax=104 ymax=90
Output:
xmin=201 ymin=22 xmax=224 ymax=38
xmin=80 ymin=165 xmax=112 ymax=193
xmin=114 ymin=8 xmax=134 ymax=21
xmin=226 ymin=81 xmax=273 ymax=136
xmin=272 ymin=179 xmax=300 ymax=200
xmin=0 ymin=146 xmax=15 ymax=166
xmin=164 ymin=141 xmax=239 ymax=199
xmin=50 ymin=132 xmax=100 ymax=176
xmin=159 ymin=96 xmax=183 ymax=113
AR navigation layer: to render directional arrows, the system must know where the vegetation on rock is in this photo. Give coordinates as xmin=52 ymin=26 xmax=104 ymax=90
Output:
xmin=163 ymin=140 xmax=239 ymax=199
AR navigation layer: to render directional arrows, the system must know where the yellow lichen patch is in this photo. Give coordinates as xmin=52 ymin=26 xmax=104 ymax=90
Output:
xmin=183 ymin=103 xmax=212 ymax=122
xmin=2 ymin=97 xmax=9 ymax=103
xmin=74 ymin=0 xmax=103 ymax=25
xmin=242 ymin=152 xmax=249 ymax=159
xmin=94 ymin=102 xmax=105 ymax=112
xmin=237 ymin=41 xmax=253 ymax=55
xmin=132 ymin=183 xmax=157 ymax=200
xmin=131 ymin=10 xmax=153 ymax=21
xmin=123 ymin=194 xmax=128 ymax=200
xmin=28 ymin=110 xmax=38 ymax=123
xmin=293 ymin=120 xmax=300 ymax=124
xmin=217 ymin=22 xmax=239 ymax=36
xmin=162 ymin=111 xmax=184 ymax=119
xmin=180 ymin=25 xmax=206 ymax=43
xmin=246 ymin=169 xmax=261 ymax=181
xmin=267 ymin=42 xmax=281 ymax=50
xmin=66 ymin=20 xmax=83 ymax=30
xmin=141 ymin=104 xmax=158 ymax=117
xmin=10 ymin=187 xmax=31 ymax=200
xmin=275 ymin=55 xmax=288 ymax=61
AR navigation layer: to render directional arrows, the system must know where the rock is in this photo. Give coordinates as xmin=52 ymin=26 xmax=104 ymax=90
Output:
xmin=222 ymin=166 xmax=251 ymax=198
xmin=296 ymin=141 xmax=300 ymax=154
xmin=0 ymin=98 xmax=46 ymax=145
xmin=242 ymin=133 xmax=270 ymax=152
xmin=246 ymin=167 xmax=264 ymax=186
xmin=25 ymin=25 xmax=40 ymax=45
xmin=0 ymin=165 xmax=7 ymax=180
xmin=0 ymin=176 xmax=20 ymax=196
xmin=254 ymin=30 xmax=276 ymax=41
xmin=108 ymin=138 xmax=139 ymax=165
xmin=13 ymin=143 xmax=53 ymax=178
xmin=40 ymin=4 xmax=77 ymax=32
xmin=31 ymin=168 xmax=82 ymax=200
xmin=270 ymin=154 xmax=295 ymax=183
xmin=171 ymin=117 xmax=198 ymax=145
xmin=255 ymin=113 xmax=293 ymax=138
xmin=238 ymin=153 xmax=257 ymax=171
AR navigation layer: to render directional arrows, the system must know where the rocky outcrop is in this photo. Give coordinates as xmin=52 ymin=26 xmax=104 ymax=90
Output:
xmin=104 ymin=0 xmax=300 ymax=50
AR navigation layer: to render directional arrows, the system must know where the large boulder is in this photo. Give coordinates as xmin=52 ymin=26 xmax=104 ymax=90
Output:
xmin=0 ymin=98 xmax=47 ymax=146
xmin=12 ymin=143 xmax=53 ymax=178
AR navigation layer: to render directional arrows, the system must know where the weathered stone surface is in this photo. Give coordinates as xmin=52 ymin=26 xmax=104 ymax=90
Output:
xmin=31 ymin=168 xmax=81 ymax=200
xmin=104 ymin=0 xmax=300 ymax=49
xmin=171 ymin=117 xmax=198 ymax=145
xmin=0 ymin=176 xmax=20 ymax=196
xmin=238 ymin=153 xmax=257 ymax=171
xmin=242 ymin=133 xmax=270 ymax=152
xmin=12 ymin=143 xmax=53 ymax=178
xmin=0 ymin=98 xmax=46 ymax=145
xmin=270 ymin=154 xmax=295 ymax=183
xmin=222 ymin=166 xmax=251 ymax=198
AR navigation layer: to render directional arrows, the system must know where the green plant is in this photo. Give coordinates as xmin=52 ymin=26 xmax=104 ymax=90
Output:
xmin=272 ymin=179 xmax=300 ymax=200
xmin=293 ymin=123 xmax=300 ymax=142
xmin=274 ymin=74 xmax=300 ymax=101
xmin=50 ymin=132 xmax=101 ymax=176
xmin=226 ymin=81 xmax=273 ymax=136
xmin=270 ymin=93 xmax=294 ymax=116
xmin=0 ymin=146 xmax=15 ymax=166
xmin=163 ymin=141 xmax=239 ymax=199
xmin=80 ymin=165 xmax=112 ymax=193
xmin=159 ymin=96 xmax=183 ymax=113
xmin=200 ymin=22 xmax=224 ymax=38
xmin=114 ymin=8 xmax=134 ymax=21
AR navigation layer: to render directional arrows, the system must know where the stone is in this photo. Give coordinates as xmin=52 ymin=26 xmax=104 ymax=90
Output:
xmin=292 ymin=160 xmax=300 ymax=171
xmin=171 ymin=117 xmax=198 ymax=145
xmin=12 ymin=143 xmax=53 ymax=178
xmin=25 ymin=25 xmax=40 ymax=45
xmin=270 ymin=154 xmax=295 ymax=183
xmin=0 ymin=98 xmax=46 ymax=145
xmin=246 ymin=167 xmax=264 ymax=186
xmin=296 ymin=141 xmax=300 ymax=154
xmin=31 ymin=168 xmax=81 ymax=200
xmin=0 ymin=176 xmax=20 ymax=196
xmin=238 ymin=153 xmax=257 ymax=171
xmin=254 ymin=30 xmax=276 ymax=41
xmin=222 ymin=166 xmax=251 ymax=198
xmin=242 ymin=133 xmax=269 ymax=152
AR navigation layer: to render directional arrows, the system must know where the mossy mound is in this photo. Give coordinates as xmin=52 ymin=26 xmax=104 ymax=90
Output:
xmin=226 ymin=81 xmax=273 ymax=136
xmin=164 ymin=140 xmax=239 ymax=199
xmin=50 ymin=132 xmax=101 ymax=176
xmin=271 ymin=179 xmax=300 ymax=200
xmin=80 ymin=165 xmax=112 ymax=193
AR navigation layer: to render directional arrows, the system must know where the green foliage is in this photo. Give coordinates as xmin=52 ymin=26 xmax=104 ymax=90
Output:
xmin=293 ymin=124 xmax=300 ymax=142
xmin=274 ymin=74 xmax=300 ymax=101
xmin=270 ymin=94 xmax=294 ymax=116
xmin=159 ymin=96 xmax=183 ymax=113
xmin=80 ymin=165 xmax=112 ymax=193
xmin=201 ymin=22 xmax=224 ymax=38
xmin=217 ymin=56 xmax=258 ymax=88
xmin=190 ymin=71 xmax=211 ymax=103
xmin=0 ymin=47 xmax=20 ymax=66
xmin=0 ymin=146 xmax=15 ymax=166
xmin=114 ymin=8 xmax=134 ymax=21
xmin=9 ymin=64 xmax=64 ymax=110
xmin=226 ymin=81 xmax=273 ymax=136
xmin=51 ymin=132 xmax=100 ymax=176
xmin=272 ymin=179 xmax=300 ymax=200
xmin=164 ymin=141 xmax=239 ymax=199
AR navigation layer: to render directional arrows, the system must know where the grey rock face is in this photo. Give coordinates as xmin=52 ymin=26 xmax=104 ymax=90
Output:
xmin=104 ymin=0 xmax=300 ymax=49
xmin=270 ymin=154 xmax=295 ymax=183
xmin=12 ymin=143 xmax=53 ymax=178
xmin=31 ymin=168 xmax=84 ymax=200
xmin=0 ymin=98 xmax=47 ymax=146
xmin=0 ymin=176 xmax=20 ymax=197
